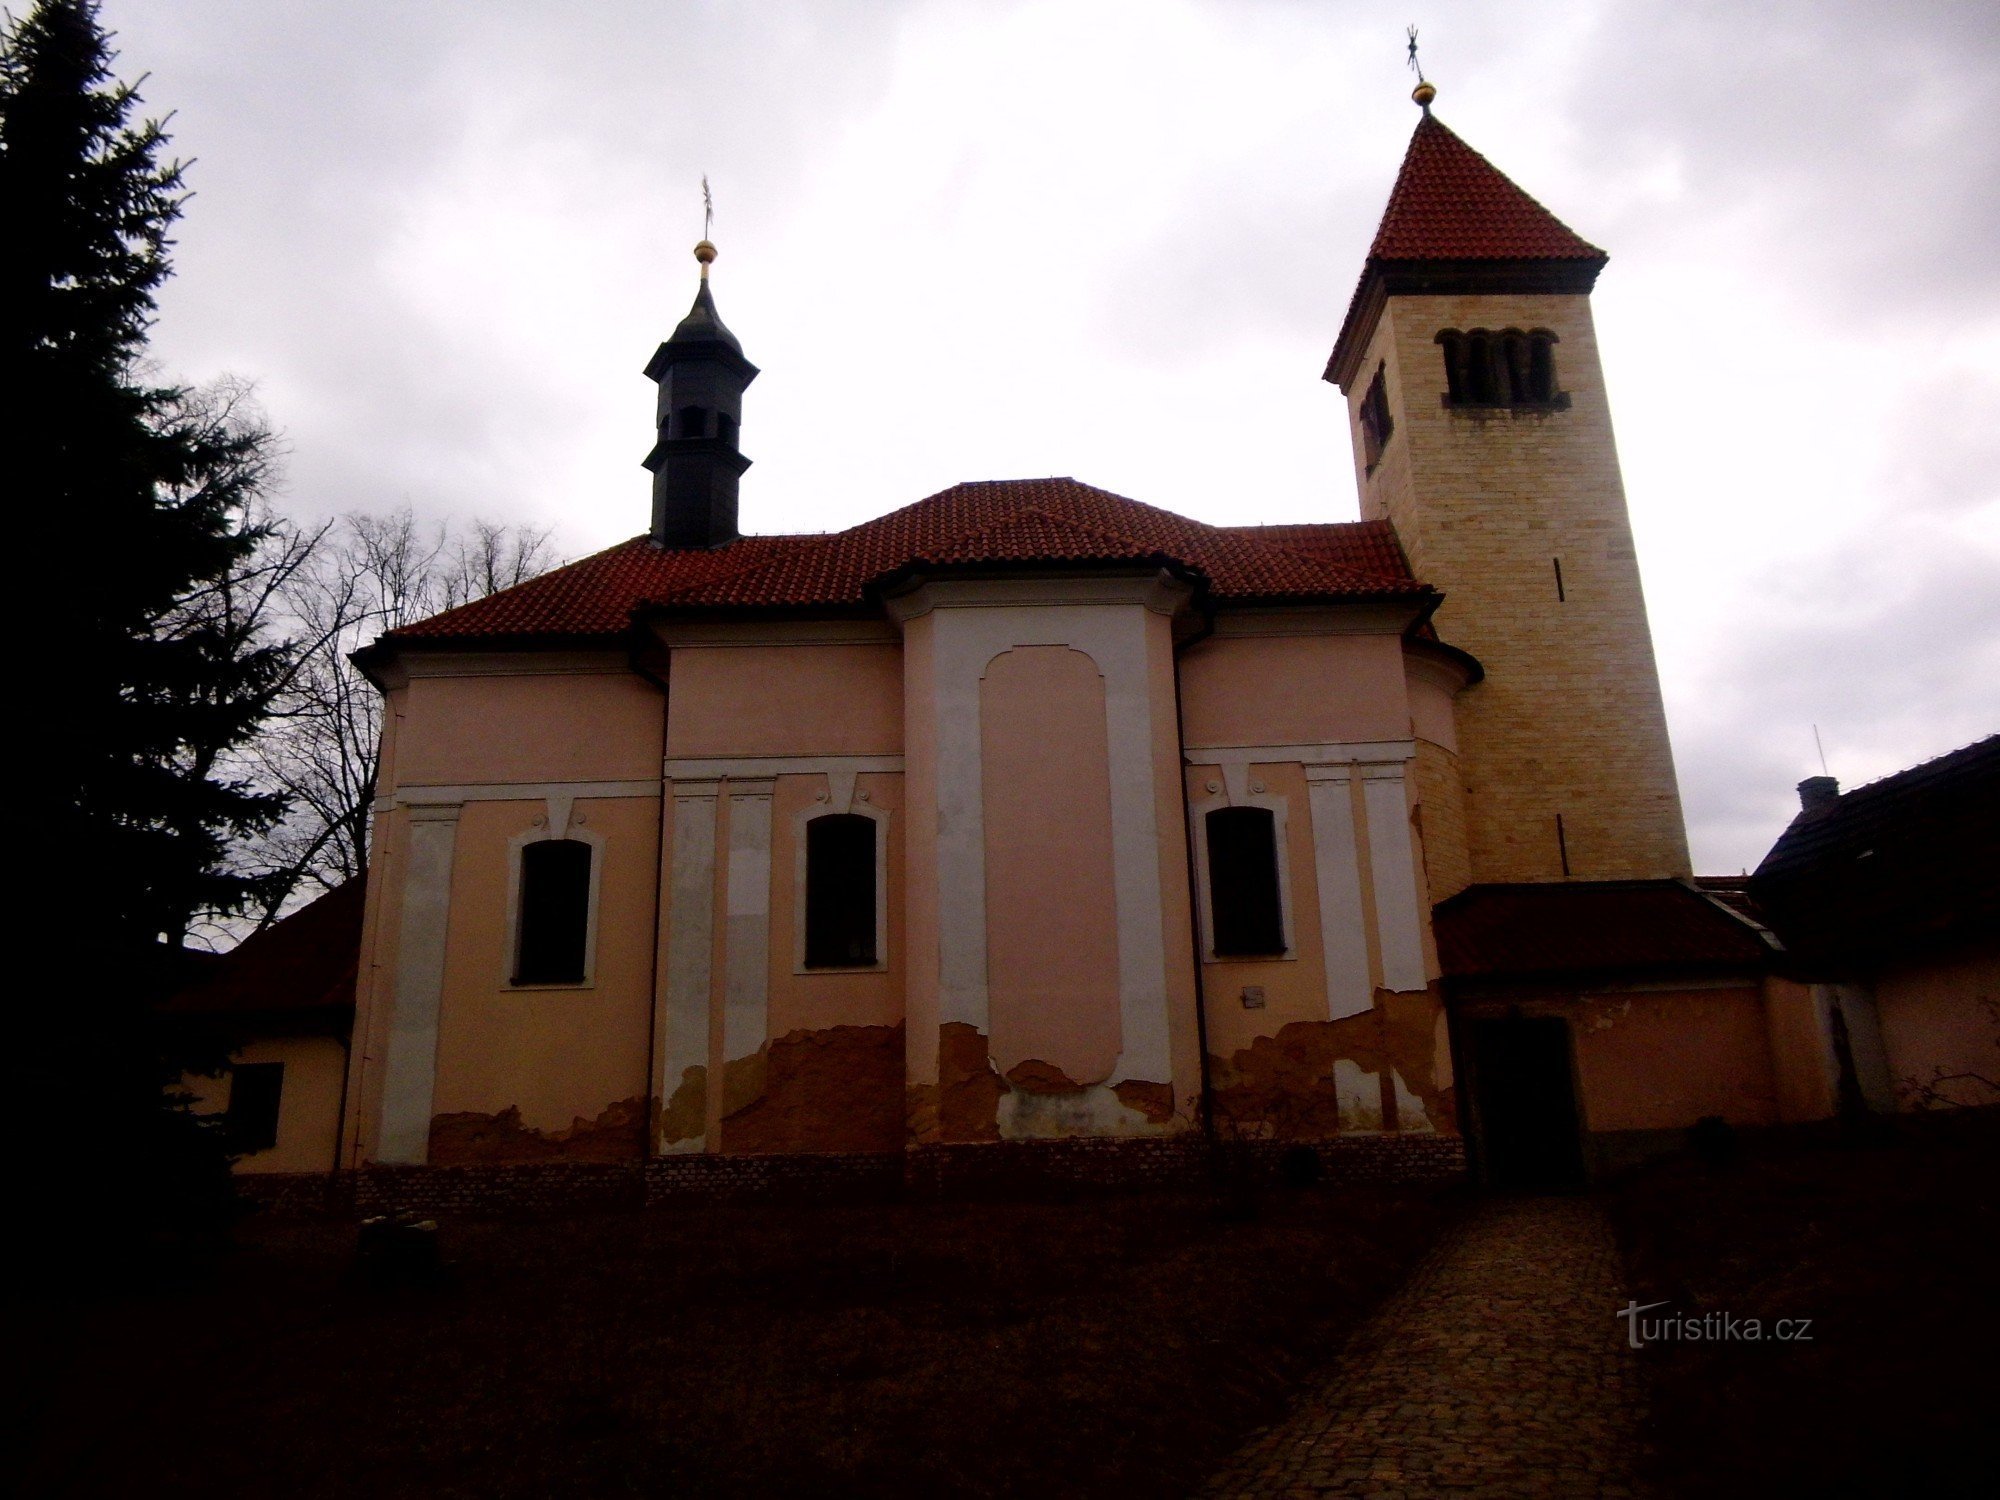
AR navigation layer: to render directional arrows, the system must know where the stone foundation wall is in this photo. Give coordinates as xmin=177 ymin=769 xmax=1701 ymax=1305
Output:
xmin=237 ymin=1133 xmax=1467 ymax=1219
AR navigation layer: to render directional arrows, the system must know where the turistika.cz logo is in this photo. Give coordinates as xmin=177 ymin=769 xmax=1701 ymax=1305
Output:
xmin=1617 ymin=1300 xmax=1815 ymax=1349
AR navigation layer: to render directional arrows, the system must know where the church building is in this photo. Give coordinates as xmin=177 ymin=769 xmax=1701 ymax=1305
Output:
xmin=335 ymin=87 xmax=1817 ymax=1194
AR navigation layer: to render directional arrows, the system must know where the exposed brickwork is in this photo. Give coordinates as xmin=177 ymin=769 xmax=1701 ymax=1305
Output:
xmin=238 ymin=1135 xmax=1467 ymax=1219
xmin=1348 ymin=293 xmax=1691 ymax=886
xmin=1204 ymin=1197 xmax=1655 ymax=1497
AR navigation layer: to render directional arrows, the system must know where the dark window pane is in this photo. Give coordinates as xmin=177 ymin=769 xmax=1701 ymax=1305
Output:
xmin=227 ymin=1062 xmax=284 ymax=1154
xmin=1207 ymin=806 xmax=1285 ymax=956
xmin=516 ymin=838 xmax=592 ymax=984
xmin=805 ymin=814 xmax=876 ymax=968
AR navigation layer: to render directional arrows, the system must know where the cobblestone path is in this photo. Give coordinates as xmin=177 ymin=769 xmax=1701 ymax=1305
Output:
xmin=1203 ymin=1197 xmax=1654 ymax=1498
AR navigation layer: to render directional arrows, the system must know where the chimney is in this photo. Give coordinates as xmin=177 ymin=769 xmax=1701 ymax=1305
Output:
xmin=1797 ymin=775 xmax=1840 ymax=813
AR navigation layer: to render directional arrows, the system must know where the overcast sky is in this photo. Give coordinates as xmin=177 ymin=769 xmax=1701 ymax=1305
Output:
xmin=101 ymin=0 xmax=1998 ymax=875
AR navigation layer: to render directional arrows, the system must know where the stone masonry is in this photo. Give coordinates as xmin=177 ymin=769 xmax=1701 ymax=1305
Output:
xmin=1346 ymin=292 xmax=1691 ymax=887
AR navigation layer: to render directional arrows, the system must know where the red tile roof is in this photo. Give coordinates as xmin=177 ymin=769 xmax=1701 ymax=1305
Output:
xmin=1750 ymin=735 xmax=2000 ymax=970
xmin=1434 ymin=881 xmax=1773 ymax=981
xmin=1369 ymin=114 xmax=1605 ymax=264
xmin=167 ymin=881 xmax=364 ymax=1018
xmin=1326 ymin=113 xmax=1607 ymax=389
xmin=389 ymin=478 xmax=1427 ymax=645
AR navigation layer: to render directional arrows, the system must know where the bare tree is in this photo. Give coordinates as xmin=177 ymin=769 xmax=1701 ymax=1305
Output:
xmin=239 ymin=509 xmax=555 ymax=928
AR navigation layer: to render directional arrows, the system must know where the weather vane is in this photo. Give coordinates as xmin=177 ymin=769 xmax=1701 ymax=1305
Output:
xmin=1406 ymin=24 xmax=1435 ymax=107
xmin=1406 ymin=25 xmax=1425 ymax=83
xmin=701 ymin=174 xmax=714 ymax=241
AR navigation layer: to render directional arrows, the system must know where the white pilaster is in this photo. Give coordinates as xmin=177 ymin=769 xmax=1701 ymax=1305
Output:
xmin=722 ymin=780 xmax=774 ymax=1068
xmin=1306 ymin=766 xmax=1374 ymax=1020
xmin=658 ymin=779 xmax=719 ymax=1152
xmin=1361 ymin=763 xmax=1427 ymax=992
xmin=377 ymin=803 xmax=460 ymax=1163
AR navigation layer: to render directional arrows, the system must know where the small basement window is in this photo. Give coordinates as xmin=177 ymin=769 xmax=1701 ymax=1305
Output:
xmin=227 ymin=1062 xmax=284 ymax=1154
xmin=1206 ymin=806 xmax=1285 ymax=957
xmin=804 ymin=814 xmax=877 ymax=968
xmin=515 ymin=838 xmax=593 ymax=984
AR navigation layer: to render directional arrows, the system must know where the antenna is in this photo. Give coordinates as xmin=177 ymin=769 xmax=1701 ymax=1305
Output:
xmin=1812 ymin=724 xmax=1829 ymax=777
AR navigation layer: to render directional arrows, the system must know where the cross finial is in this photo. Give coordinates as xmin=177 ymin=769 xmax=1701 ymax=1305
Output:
xmin=1406 ymin=25 xmax=1436 ymax=108
xmin=695 ymin=175 xmax=717 ymax=279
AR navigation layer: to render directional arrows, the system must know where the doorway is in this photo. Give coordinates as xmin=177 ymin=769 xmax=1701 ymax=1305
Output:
xmin=1467 ymin=1016 xmax=1585 ymax=1190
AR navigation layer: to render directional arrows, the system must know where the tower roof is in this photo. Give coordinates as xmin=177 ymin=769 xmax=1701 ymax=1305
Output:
xmin=666 ymin=278 xmax=745 ymax=357
xmin=1369 ymin=113 xmax=1605 ymax=263
xmin=1326 ymin=112 xmax=1607 ymax=389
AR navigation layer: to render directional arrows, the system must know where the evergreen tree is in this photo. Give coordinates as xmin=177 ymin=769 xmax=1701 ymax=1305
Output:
xmin=4 ymin=0 xmax=293 ymax=1247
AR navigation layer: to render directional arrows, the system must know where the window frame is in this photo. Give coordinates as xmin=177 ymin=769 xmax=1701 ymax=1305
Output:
xmin=792 ymin=800 xmax=891 ymax=975
xmin=225 ymin=1060 xmax=285 ymax=1155
xmin=1189 ymin=777 xmax=1298 ymax=963
xmin=502 ymin=821 xmax=605 ymax=991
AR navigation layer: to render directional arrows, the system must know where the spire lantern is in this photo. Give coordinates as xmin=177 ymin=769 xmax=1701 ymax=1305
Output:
xmin=642 ymin=236 xmax=758 ymax=549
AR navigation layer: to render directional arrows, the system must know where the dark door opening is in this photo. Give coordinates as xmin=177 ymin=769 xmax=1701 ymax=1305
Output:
xmin=1468 ymin=1016 xmax=1585 ymax=1190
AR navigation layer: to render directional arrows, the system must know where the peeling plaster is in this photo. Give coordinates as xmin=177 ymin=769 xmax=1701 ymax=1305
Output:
xmin=658 ymin=1065 xmax=707 ymax=1150
xmin=1209 ymin=991 xmax=1456 ymax=1139
xmin=721 ymin=1024 xmax=905 ymax=1154
xmin=430 ymin=1095 xmax=648 ymax=1164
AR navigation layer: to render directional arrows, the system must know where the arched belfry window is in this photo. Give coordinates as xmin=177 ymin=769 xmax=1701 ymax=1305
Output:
xmin=1436 ymin=328 xmax=1566 ymax=409
xmin=804 ymin=813 xmax=877 ymax=968
xmin=676 ymin=405 xmax=710 ymax=439
xmin=514 ymin=838 xmax=592 ymax=985
xmin=1205 ymin=806 xmax=1285 ymax=957
xmin=1359 ymin=363 xmax=1395 ymax=471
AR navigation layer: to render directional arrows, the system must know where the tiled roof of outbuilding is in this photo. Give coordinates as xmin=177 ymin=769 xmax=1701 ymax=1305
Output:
xmin=388 ymin=478 xmax=1427 ymax=645
xmin=167 ymin=881 xmax=364 ymax=1018
xmin=1434 ymin=880 xmax=1773 ymax=982
xmin=1749 ymin=735 xmax=2000 ymax=969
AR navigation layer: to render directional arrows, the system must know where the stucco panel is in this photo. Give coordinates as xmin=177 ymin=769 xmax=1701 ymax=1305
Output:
xmin=667 ymin=643 xmax=903 ymax=757
xmin=1179 ymin=632 xmax=1409 ymax=748
xmin=397 ymin=670 xmax=664 ymax=786
xmin=429 ymin=797 xmax=659 ymax=1134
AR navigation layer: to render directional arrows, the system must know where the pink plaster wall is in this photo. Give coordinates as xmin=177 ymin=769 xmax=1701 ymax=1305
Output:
xmin=428 ymin=796 xmax=660 ymax=1131
xmin=766 ymin=772 xmax=905 ymax=1037
xmin=1186 ymin=761 xmax=1332 ymax=1061
xmin=667 ymin=644 xmax=903 ymax=758
xmin=1762 ymin=976 xmax=1837 ymax=1123
xmin=397 ymin=668 xmax=664 ymax=786
xmin=1572 ymin=987 xmax=1779 ymax=1131
xmin=1178 ymin=631 xmax=1410 ymax=748
xmin=1875 ymin=949 xmax=2000 ymax=1107
xmin=981 ymin=647 xmax=1122 ymax=1086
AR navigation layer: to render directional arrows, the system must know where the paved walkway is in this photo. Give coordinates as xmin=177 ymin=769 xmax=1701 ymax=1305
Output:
xmin=1203 ymin=1197 xmax=1654 ymax=1498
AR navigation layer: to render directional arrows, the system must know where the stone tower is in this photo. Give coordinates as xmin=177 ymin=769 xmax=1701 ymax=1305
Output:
xmin=644 ymin=241 xmax=759 ymax=549
xmin=1327 ymin=97 xmax=1690 ymax=884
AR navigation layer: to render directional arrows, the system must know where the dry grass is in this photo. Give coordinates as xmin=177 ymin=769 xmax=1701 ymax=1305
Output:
xmin=1610 ymin=1109 xmax=2000 ymax=1499
xmin=18 ymin=1181 xmax=1457 ymax=1499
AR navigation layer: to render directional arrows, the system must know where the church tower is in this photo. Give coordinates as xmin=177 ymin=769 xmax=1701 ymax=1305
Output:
xmin=1327 ymin=85 xmax=1691 ymax=884
xmin=644 ymin=240 xmax=758 ymax=548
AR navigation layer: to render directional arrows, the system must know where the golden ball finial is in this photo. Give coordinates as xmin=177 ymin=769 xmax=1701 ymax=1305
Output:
xmin=1412 ymin=80 xmax=1436 ymax=108
xmin=694 ymin=239 xmax=717 ymax=265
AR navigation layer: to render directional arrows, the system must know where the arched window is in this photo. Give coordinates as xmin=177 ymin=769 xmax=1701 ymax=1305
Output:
xmin=1205 ymin=806 xmax=1285 ymax=957
xmin=514 ymin=838 xmax=592 ymax=984
xmin=804 ymin=813 xmax=877 ymax=968
xmin=716 ymin=411 xmax=738 ymax=449
xmin=1436 ymin=327 xmax=1564 ymax=408
xmin=1359 ymin=363 xmax=1395 ymax=470
xmin=676 ymin=405 xmax=709 ymax=439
